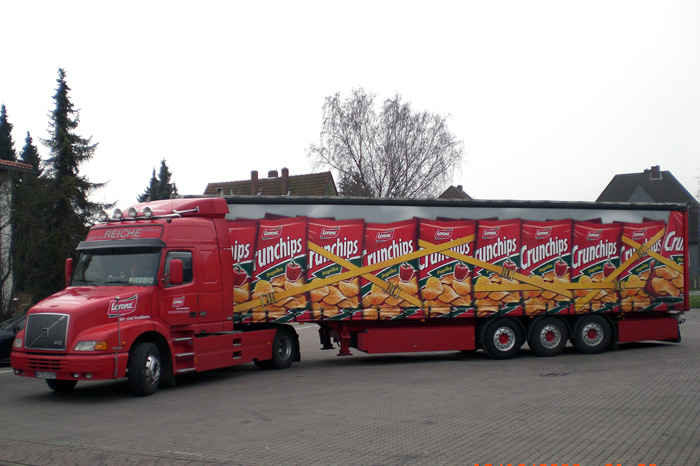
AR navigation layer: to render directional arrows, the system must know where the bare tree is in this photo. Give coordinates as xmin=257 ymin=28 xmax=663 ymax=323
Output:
xmin=307 ymin=88 xmax=464 ymax=198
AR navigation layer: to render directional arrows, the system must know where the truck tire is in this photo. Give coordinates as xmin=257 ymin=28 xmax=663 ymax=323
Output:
xmin=46 ymin=379 xmax=77 ymax=392
xmin=255 ymin=326 xmax=298 ymax=370
xmin=481 ymin=318 xmax=523 ymax=359
xmin=572 ymin=315 xmax=611 ymax=354
xmin=128 ymin=342 xmax=161 ymax=396
xmin=529 ymin=316 xmax=569 ymax=357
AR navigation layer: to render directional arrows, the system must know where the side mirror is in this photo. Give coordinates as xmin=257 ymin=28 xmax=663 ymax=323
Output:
xmin=167 ymin=259 xmax=183 ymax=286
xmin=65 ymin=258 xmax=74 ymax=288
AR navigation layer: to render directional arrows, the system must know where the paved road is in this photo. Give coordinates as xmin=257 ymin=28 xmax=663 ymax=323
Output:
xmin=1 ymin=311 xmax=699 ymax=466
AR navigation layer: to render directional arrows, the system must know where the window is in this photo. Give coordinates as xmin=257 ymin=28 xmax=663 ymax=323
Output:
xmin=164 ymin=251 xmax=193 ymax=286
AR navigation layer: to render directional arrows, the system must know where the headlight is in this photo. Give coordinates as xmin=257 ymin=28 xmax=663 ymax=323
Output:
xmin=74 ymin=341 xmax=109 ymax=351
xmin=12 ymin=338 xmax=22 ymax=349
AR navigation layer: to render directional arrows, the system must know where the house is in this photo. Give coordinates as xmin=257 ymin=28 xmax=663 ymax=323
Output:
xmin=0 ymin=159 xmax=36 ymax=315
xmin=596 ymin=165 xmax=699 ymax=278
xmin=203 ymin=168 xmax=338 ymax=197
xmin=438 ymin=185 xmax=472 ymax=200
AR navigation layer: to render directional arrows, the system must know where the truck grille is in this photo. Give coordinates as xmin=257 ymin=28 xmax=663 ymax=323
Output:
xmin=27 ymin=357 xmax=65 ymax=371
xmin=24 ymin=313 xmax=69 ymax=351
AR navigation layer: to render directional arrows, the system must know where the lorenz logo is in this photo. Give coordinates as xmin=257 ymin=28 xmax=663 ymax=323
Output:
xmin=320 ymin=227 xmax=340 ymax=239
xmin=262 ymin=227 xmax=282 ymax=240
xmin=633 ymin=230 xmax=647 ymax=240
xmin=587 ymin=230 xmax=603 ymax=241
xmin=376 ymin=230 xmax=395 ymax=242
xmin=435 ymin=229 xmax=453 ymax=240
xmin=535 ymin=228 xmax=552 ymax=239
xmin=482 ymin=228 xmax=500 ymax=239
xmin=108 ymin=295 xmax=138 ymax=317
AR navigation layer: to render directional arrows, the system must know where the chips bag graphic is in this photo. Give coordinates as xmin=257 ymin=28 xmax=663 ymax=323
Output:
xmin=648 ymin=211 xmax=685 ymax=308
xmin=307 ymin=219 xmax=365 ymax=318
xmin=571 ymin=221 xmax=622 ymax=313
xmin=228 ymin=221 xmax=258 ymax=305
xmin=418 ymin=219 xmax=476 ymax=316
xmin=618 ymin=220 xmax=665 ymax=311
xmin=473 ymin=219 xmax=521 ymax=316
xmin=361 ymin=219 xmax=420 ymax=319
xmin=520 ymin=220 xmax=572 ymax=315
xmin=250 ymin=217 xmax=308 ymax=322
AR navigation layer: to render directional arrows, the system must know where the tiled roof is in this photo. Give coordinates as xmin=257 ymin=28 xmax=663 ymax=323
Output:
xmin=438 ymin=185 xmax=472 ymax=200
xmin=596 ymin=166 xmax=699 ymax=242
xmin=204 ymin=171 xmax=337 ymax=197
xmin=0 ymin=159 xmax=34 ymax=173
xmin=597 ymin=169 xmax=698 ymax=205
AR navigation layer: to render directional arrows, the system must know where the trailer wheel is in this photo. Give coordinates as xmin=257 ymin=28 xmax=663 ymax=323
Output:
xmin=482 ymin=318 xmax=523 ymax=359
xmin=529 ymin=317 xmax=568 ymax=357
xmin=255 ymin=326 xmax=298 ymax=370
xmin=128 ymin=342 xmax=161 ymax=396
xmin=46 ymin=379 xmax=77 ymax=392
xmin=572 ymin=315 xmax=611 ymax=354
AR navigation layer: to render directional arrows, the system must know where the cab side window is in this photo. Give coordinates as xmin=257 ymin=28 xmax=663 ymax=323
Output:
xmin=164 ymin=251 xmax=193 ymax=286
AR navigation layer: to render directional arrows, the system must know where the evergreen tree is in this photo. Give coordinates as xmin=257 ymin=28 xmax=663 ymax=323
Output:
xmin=13 ymin=68 xmax=110 ymax=302
xmin=138 ymin=168 xmax=159 ymax=202
xmin=12 ymin=134 xmax=48 ymax=303
xmin=43 ymin=69 xmax=104 ymax=223
xmin=138 ymin=159 xmax=178 ymax=202
xmin=0 ymin=104 xmax=17 ymax=162
xmin=156 ymin=159 xmax=178 ymax=199
xmin=19 ymin=132 xmax=41 ymax=172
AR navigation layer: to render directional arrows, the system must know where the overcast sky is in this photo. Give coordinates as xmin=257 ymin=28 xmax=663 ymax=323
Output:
xmin=2 ymin=1 xmax=699 ymax=207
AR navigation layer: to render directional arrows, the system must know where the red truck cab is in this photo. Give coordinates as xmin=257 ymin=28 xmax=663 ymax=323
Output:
xmin=11 ymin=198 xmax=299 ymax=395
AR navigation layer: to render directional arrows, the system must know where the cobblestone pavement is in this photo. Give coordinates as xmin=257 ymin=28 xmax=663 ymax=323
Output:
xmin=1 ymin=311 xmax=699 ymax=466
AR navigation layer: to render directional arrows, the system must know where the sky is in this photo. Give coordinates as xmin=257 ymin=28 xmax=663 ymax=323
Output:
xmin=2 ymin=1 xmax=700 ymax=208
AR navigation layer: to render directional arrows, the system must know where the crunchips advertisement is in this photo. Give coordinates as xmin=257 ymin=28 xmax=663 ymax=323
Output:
xmin=228 ymin=209 xmax=686 ymax=323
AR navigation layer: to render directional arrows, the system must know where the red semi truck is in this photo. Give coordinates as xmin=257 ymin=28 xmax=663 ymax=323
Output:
xmin=11 ymin=197 xmax=689 ymax=395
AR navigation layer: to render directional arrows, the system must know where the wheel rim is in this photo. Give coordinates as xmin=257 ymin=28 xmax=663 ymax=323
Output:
xmin=540 ymin=324 xmax=562 ymax=349
xmin=581 ymin=323 xmax=604 ymax=347
xmin=277 ymin=335 xmax=292 ymax=361
xmin=493 ymin=327 xmax=516 ymax=352
xmin=145 ymin=354 xmax=161 ymax=386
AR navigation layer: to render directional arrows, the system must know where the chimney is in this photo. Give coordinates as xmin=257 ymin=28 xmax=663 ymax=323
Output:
xmin=457 ymin=185 xmax=463 ymax=191
xmin=268 ymin=170 xmax=278 ymax=178
xmin=281 ymin=167 xmax=290 ymax=195
xmin=251 ymin=170 xmax=259 ymax=195
xmin=650 ymin=165 xmax=661 ymax=180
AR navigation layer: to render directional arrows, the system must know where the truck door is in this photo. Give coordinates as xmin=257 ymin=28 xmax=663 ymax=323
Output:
xmin=160 ymin=250 xmax=197 ymax=326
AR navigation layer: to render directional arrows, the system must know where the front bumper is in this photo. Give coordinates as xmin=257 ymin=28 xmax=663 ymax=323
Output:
xmin=11 ymin=350 xmax=129 ymax=381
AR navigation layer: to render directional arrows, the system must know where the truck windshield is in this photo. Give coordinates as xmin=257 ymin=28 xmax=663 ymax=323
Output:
xmin=71 ymin=247 xmax=162 ymax=287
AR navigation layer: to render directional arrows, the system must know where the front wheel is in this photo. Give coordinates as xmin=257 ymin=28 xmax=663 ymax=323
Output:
xmin=128 ymin=342 xmax=161 ymax=396
xmin=529 ymin=317 xmax=569 ymax=357
xmin=481 ymin=318 xmax=523 ymax=359
xmin=46 ymin=379 xmax=77 ymax=392
xmin=572 ymin=315 xmax=611 ymax=354
xmin=255 ymin=326 xmax=298 ymax=370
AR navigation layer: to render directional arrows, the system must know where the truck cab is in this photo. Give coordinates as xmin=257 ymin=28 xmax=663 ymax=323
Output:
xmin=10 ymin=198 xmax=294 ymax=395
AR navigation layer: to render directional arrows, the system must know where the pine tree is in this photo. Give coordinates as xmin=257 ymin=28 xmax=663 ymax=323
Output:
xmin=156 ymin=159 xmax=178 ymax=199
xmin=12 ymin=134 xmax=48 ymax=303
xmin=15 ymin=68 xmax=110 ymax=302
xmin=43 ymin=69 xmax=104 ymax=223
xmin=138 ymin=159 xmax=178 ymax=201
xmin=137 ymin=168 xmax=159 ymax=202
xmin=19 ymin=132 xmax=41 ymax=172
xmin=0 ymin=105 xmax=17 ymax=162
